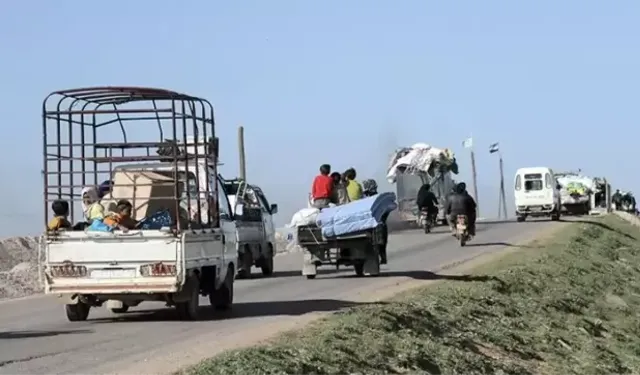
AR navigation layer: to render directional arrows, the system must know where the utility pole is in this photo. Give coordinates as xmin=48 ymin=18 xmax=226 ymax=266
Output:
xmin=490 ymin=143 xmax=507 ymax=219
xmin=497 ymin=152 xmax=508 ymax=219
xmin=463 ymin=137 xmax=480 ymax=218
xmin=605 ymin=177 xmax=611 ymax=213
xmin=238 ymin=125 xmax=246 ymax=181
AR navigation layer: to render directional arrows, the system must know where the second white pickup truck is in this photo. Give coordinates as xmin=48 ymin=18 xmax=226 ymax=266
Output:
xmin=223 ymin=178 xmax=278 ymax=278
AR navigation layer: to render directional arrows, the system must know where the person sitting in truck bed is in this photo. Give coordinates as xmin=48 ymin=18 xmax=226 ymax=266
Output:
xmin=81 ymin=186 xmax=105 ymax=223
xmin=311 ymin=164 xmax=334 ymax=209
xmin=47 ymin=199 xmax=72 ymax=231
xmin=103 ymin=200 xmax=138 ymax=231
xmin=330 ymin=172 xmax=350 ymax=205
xmin=344 ymin=168 xmax=363 ymax=201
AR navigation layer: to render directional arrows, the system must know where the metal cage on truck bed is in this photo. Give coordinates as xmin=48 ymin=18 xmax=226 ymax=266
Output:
xmin=42 ymin=86 xmax=220 ymax=232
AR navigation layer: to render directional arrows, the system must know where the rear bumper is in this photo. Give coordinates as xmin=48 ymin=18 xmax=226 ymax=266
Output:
xmin=45 ymin=277 xmax=180 ymax=294
xmin=516 ymin=204 xmax=557 ymax=214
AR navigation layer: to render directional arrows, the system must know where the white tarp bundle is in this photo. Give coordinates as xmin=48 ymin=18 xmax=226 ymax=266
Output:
xmin=386 ymin=143 xmax=458 ymax=183
xmin=288 ymin=207 xmax=320 ymax=227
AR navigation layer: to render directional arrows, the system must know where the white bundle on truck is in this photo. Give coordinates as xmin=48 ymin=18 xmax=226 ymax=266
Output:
xmin=386 ymin=143 xmax=458 ymax=183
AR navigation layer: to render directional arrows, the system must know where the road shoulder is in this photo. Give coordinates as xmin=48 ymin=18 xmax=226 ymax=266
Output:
xmin=183 ymin=215 xmax=640 ymax=374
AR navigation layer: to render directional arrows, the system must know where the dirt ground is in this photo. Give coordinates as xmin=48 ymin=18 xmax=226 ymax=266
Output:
xmin=0 ymin=236 xmax=41 ymax=300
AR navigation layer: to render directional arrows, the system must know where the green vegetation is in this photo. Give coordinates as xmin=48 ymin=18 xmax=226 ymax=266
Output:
xmin=184 ymin=216 xmax=640 ymax=375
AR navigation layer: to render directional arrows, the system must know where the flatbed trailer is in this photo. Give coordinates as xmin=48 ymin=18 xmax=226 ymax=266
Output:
xmin=296 ymin=224 xmax=386 ymax=279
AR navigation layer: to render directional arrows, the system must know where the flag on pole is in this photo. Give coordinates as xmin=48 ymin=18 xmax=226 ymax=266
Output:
xmin=489 ymin=142 xmax=500 ymax=153
xmin=462 ymin=137 xmax=473 ymax=149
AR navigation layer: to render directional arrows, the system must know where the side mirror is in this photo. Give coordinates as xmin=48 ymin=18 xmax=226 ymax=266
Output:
xmin=270 ymin=204 xmax=278 ymax=214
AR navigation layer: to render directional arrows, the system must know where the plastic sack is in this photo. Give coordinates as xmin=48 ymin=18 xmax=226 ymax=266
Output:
xmin=88 ymin=219 xmax=114 ymax=232
xmin=139 ymin=209 xmax=173 ymax=230
xmin=288 ymin=207 xmax=320 ymax=227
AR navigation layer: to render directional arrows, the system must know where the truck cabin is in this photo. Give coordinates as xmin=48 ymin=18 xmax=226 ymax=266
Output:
xmin=221 ymin=177 xmax=278 ymax=220
xmin=42 ymin=86 xmax=220 ymax=234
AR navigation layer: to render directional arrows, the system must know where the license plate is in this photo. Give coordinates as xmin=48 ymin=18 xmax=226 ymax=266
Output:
xmin=91 ymin=268 xmax=136 ymax=279
xmin=530 ymin=206 xmax=542 ymax=211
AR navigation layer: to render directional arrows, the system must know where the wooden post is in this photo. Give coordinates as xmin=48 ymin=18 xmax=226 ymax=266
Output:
xmin=470 ymin=149 xmax=480 ymax=218
xmin=238 ymin=125 xmax=246 ymax=181
xmin=498 ymin=153 xmax=508 ymax=219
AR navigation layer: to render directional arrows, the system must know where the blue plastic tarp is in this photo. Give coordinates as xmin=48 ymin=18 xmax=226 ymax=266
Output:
xmin=316 ymin=192 xmax=397 ymax=237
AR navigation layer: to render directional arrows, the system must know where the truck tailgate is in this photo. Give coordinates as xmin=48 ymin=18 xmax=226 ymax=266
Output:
xmin=44 ymin=230 xmax=182 ymax=294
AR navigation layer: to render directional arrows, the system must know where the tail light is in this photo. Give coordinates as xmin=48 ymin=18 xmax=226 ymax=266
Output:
xmin=49 ymin=264 xmax=87 ymax=278
xmin=140 ymin=262 xmax=177 ymax=277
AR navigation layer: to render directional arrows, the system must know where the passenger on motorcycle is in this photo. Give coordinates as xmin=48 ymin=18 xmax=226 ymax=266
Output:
xmin=445 ymin=182 xmax=477 ymax=236
xmin=416 ymin=183 xmax=439 ymax=220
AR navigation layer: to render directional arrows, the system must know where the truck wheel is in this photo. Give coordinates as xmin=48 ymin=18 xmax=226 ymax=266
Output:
xmin=551 ymin=212 xmax=560 ymax=221
xmin=176 ymin=276 xmax=200 ymax=321
xmin=260 ymin=245 xmax=274 ymax=276
xmin=65 ymin=302 xmax=90 ymax=322
xmin=516 ymin=215 xmax=526 ymax=222
xmin=236 ymin=246 xmax=253 ymax=279
xmin=210 ymin=265 xmax=234 ymax=310
xmin=354 ymin=261 xmax=365 ymax=277
xmin=306 ymin=274 xmax=316 ymax=280
xmin=110 ymin=305 xmax=129 ymax=314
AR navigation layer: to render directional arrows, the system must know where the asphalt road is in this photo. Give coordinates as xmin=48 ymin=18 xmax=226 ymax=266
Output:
xmin=0 ymin=219 xmax=564 ymax=374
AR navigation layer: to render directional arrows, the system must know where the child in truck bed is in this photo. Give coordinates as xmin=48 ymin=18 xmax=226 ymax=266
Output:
xmin=47 ymin=200 xmax=72 ymax=231
xmin=103 ymin=200 xmax=138 ymax=231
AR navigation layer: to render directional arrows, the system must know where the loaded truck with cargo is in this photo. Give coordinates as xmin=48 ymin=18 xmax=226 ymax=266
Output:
xmin=40 ymin=86 xmax=236 ymax=321
xmin=555 ymin=171 xmax=609 ymax=215
xmin=387 ymin=143 xmax=458 ymax=227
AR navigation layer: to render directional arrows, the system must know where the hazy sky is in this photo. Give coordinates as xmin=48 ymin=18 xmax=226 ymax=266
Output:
xmin=1 ymin=0 xmax=638 ymax=236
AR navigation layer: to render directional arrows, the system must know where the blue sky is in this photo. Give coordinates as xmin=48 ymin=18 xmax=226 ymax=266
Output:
xmin=0 ymin=0 xmax=638 ymax=236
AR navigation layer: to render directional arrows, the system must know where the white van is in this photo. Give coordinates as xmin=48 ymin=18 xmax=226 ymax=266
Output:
xmin=514 ymin=167 xmax=562 ymax=222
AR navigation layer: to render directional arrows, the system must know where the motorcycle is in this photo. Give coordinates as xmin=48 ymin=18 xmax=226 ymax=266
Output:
xmin=419 ymin=209 xmax=436 ymax=233
xmin=454 ymin=214 xmax=470 ymax=246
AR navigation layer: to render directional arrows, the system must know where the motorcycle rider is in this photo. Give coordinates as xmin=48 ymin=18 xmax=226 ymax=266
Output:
xmin=416 ymin=183 xmax=439 ymax=222
xmin=445 ymin=182 xmax=477 ymax=236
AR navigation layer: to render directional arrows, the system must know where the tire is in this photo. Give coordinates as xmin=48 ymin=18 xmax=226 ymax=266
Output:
xmin=354 ymin=261 xmax=365 ymax=277
xmin=65 ymin=302 xmax=90 ymax=322
xmin=306 ymin=274 xmax=316 ymax=280
xmin=110 ymin=305 xmax=129 ymax=314
xmin=176 ymin=276 xmax=200 ymax=321
xmin=551 ymin=212 xmax=560 ymax=221
xmin=516 ymin=215 xmax=526 ymax=222
xmin=459 ymin=235 xmax=466 ymax=247
xmin=210 ymin=265 xmax=234 ymax=311
xmin=260 ymin=245 xmax=274 ymax=277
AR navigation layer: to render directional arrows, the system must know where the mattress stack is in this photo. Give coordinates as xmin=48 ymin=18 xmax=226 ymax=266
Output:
xmin=316 ymin=192 xmax=398 ymax=238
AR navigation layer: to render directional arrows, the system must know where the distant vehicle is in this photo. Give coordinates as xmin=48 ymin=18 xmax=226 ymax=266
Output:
xmin=555 ymin=171 xmax=601 ymax=215
xmin=223 ymin=178 xmax=278 ymax=278
xmin=514 ymin=167 xmax=562 ymax=222
xmin=395 ymin=172 xmax=455 ymax=226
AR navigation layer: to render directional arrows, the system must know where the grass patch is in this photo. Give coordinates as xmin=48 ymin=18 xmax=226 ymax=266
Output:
xmin=184 ymin=216 xmax=640 ymax=375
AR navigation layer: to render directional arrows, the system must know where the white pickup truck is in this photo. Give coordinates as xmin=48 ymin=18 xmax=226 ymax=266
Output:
xmin=41 ymin=86 xmax=237 ymax=322
xmin=223 ymin=178 xmax=278 ymax=278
